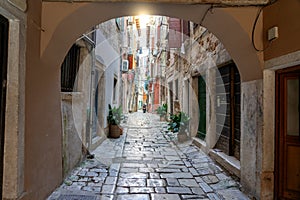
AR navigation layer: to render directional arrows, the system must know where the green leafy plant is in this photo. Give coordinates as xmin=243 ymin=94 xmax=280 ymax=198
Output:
xmin=156 ymin=103 xmax=168 ymax=117
xmin=168 ymin=112 xmax=190 ymax=133
xmin=107 ymin=104 xmax=123 ymax=125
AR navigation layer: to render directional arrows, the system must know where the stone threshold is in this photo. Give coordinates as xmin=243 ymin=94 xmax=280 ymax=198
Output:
xmin=90 ymin=135 xmax=105 ymax=150
xmin=192 ymin=137 xmax=241 ymax=178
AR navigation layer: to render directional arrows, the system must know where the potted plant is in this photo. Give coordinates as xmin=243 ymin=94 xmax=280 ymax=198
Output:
xmin=107 ymin=104 xmax=123 ymax=138
xmin=156 ymin=103 xmax=168 ymax=121
xmin=168 ymin=111 xmax=190 ymax=142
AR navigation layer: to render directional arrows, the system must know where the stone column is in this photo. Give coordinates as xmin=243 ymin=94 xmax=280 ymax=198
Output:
xmin=206 ymin=66 xmax=216 ymax=149
xmin=190 ymin=77 xmax=198 ymax=138
xmin=3 ymin=18 xmax=25 ymax=200
xmin=260 ymin=69 xmax=275 ymax=200
xmin=240 ymin=79 xmax=263 ymax=199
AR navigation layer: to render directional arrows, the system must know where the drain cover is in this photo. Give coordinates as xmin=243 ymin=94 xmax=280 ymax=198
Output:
xmin=58 ymin=194 xmax=97 ymax=200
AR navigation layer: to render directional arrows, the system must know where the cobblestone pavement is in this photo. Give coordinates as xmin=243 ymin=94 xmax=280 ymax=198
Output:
xmin=48 ymin=112 xmax=249 ymax=200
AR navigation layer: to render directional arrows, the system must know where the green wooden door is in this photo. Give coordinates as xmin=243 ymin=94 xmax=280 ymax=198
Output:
xmin=198 ymin=75 xmax=206 ymax=139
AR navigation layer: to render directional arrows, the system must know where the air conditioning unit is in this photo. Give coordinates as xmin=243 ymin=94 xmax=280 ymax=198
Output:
xmin=122 ymin=60 xmax=129 ymax=72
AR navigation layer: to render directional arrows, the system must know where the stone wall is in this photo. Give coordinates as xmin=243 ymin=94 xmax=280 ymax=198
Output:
xmin=186 ymin=25 xmax=231 ymax=143
xmin=183 ymin=24 xmax=263 ymax=198
xmin=189 ymin=26 xmax=231 ymax=75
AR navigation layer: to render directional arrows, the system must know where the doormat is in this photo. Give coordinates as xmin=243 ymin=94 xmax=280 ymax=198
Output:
xmin=57 ymin=194 xmax=97 ymax=200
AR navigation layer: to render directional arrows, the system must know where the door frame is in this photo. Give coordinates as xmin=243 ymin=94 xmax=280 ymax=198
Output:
xmin=275 ymin=65 xmax=300 ymax=199
xmin=0 ymin=14 xmax=9 ymax=199
xmin=197 ymin=74 xmax=206 ymax=140
xmin=0 ymin=10 xmax=26 ymax=198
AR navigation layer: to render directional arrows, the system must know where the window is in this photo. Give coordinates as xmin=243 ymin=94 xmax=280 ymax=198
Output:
xmin=175 ymin=79 xmax=179 ymax=100
xmin=113 ymin=75 xmax=118 ymax=103
xmin=61 ymin=44 xmax=81 ymax=92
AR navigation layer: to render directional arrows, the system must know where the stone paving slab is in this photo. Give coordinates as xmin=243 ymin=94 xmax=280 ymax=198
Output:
xmin=151 ymin=194 xmax=181 ymax=200
xmin=48 ymin=112 xmax=249 ymax=200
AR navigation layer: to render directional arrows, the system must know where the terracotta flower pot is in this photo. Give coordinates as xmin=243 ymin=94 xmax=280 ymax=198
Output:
xmin=109 ymin=124 xmax=121 ymax=138
xmin=120 ymin=126 xmax=124 ymax=135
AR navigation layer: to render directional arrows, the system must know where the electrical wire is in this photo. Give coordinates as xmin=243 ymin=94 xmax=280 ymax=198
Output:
xmin=251 ymin=0 xmax=278 ymax=52
xmin=251 ymin=6 xmax=271 ymax=52
xmin=196 ymin=0 xmax=279 ymax=52
xmin=199 ymin=4 xmax=214 ymax=26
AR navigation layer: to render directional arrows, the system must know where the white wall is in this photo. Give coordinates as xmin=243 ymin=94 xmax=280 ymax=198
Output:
xmin=95 ymin=20 xmax=121 ymax=128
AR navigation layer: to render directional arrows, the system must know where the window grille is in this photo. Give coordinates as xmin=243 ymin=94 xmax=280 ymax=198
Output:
xmin=61 ymin=44 xmax=81 ymax=92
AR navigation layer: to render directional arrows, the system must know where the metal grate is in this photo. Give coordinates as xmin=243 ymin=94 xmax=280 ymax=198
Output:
xmin=61 ymin=44 xmax=81 ymax=92
xmin=58 ymin=194 xmax=97 ymax=200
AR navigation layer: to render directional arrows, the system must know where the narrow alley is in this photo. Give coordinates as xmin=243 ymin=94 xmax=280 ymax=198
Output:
xmin=48 ymin=112 xmax=249 ymax=200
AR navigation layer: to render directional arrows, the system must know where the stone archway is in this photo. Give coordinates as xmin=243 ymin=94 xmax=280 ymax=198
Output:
xmin=22 ymin=1 xmax=265 ymax=199
xmin=41 ymin=2 xmax=263 ymax=81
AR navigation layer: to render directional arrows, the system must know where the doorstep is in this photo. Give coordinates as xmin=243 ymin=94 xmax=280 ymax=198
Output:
xmin=192 ymin=137 xmax=241 ymax=178
xmin=90 ymin=135 xmax=105 ymax=151
xmin=209 ymin=149 xmax=241 ymax=178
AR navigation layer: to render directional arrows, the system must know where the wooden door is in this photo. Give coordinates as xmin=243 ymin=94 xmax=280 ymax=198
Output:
xmin=0 ymin=14 xmax=8 ymax=199
xmin=215 ymin=63 xmax=241 ymax=159
xmin=276 ymin=66 xmax=300 ymax=200
xmin=197 ymin=75 xmax=206 ymax=139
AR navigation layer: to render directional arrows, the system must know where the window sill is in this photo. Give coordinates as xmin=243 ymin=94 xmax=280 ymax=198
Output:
xmin=61 ymin=92 xmax=83 ymax=100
